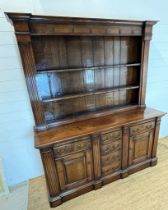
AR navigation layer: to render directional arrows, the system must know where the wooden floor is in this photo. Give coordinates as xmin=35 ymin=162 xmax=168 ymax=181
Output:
xmin=28 ymin=137 xmax=168 ymax=210
xmin=0 ymin=181 xmax=28 ymax=210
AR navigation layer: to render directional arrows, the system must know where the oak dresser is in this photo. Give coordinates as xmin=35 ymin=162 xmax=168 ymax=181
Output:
xmin=6 ymin=13 xmax=166 ymax=207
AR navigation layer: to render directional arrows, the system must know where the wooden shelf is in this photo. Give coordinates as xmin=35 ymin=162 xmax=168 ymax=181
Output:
xmin=42 ymin=85 xmax=139 ymax=103
xmin=36 ymin=63 xmax=141 ymax=74
xmin=29 ymin=33 xmax=143 ymax=37
xmin=11 ymin=32 xmax=144 ymax=37
xmin=43 ymin=104 xmax=138 ymax=129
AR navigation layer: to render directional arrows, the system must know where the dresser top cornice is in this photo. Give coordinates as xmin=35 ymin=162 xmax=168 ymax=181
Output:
xmin=6 ymin=12 xmax=157 ymax=26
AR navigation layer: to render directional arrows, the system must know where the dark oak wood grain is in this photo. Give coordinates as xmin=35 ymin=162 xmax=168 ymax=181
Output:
xmin=6 ymin=13 xmax=165 ymax=207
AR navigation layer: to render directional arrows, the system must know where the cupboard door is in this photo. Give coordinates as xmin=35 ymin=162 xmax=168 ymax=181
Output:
xmin=129 ymin=122 xmax=154 ymax=166
xmin=55 ymin=139 xmax=93 ymax=191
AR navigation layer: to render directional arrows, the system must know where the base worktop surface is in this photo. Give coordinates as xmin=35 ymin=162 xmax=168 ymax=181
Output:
xmin=35 ymin=107 xmax=165 ymax=148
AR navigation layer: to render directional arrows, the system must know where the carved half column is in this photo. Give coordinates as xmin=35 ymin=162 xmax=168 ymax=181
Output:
xmin=151 ymin=117 xmax=161 ymax=166
xmin=92 ymin=134 xmax=102 ymax=189
xmin=18 ymin=38 xmax=45 ymax=128
xmin=139 ymin=21 xmax=157 ymax=106
xmin=121 ymin=126 xmax=129 ymax=178
xmin=40 ymin=148 xmax=62 ymax=207
xmin=8 ymin=13 xmax=46 ymax=129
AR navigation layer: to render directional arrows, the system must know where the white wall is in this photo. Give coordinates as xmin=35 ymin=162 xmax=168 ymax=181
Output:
xmin=0 ymin=0 xmax=168 ymax=186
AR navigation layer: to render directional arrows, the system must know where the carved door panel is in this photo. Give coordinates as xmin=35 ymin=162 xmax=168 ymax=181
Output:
xmin=54 ymin=137 xmax=93 ymax=191
xmin=128 ymin=121 xmax=155 ymax=166
xmin=100 ymin=129 xmax=122 ymax=176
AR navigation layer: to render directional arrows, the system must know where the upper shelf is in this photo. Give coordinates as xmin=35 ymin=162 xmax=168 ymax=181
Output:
xmin=42 ymin=85 xmax=139 ymax=102
xmin=36 ymin=63 xmax=141 ymax=74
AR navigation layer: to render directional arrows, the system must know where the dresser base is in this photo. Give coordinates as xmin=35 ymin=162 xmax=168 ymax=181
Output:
xmin=49 ymin=157 xmax=158 ymax=207
xmin=35 ymin=108 xmax=165 ymax=208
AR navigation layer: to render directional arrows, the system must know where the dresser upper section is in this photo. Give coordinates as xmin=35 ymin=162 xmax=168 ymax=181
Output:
xmin=6 ymin=13 xmax=157 ymax=130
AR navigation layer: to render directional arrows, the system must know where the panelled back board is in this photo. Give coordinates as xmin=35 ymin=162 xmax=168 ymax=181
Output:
xmin=7 ymin=13 xmax=166 ymax=207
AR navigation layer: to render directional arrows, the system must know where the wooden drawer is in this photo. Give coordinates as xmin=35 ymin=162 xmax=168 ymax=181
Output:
xmin=130 ymin=121 xmax=155 ymax=136
xmin=53 ymin=137 xmax=91 ymax=158
xmin=101 ymin=140 xmax=121 ymax=156
xmin=101 ymin=161 xmax=121 ymax=176
xmin=101 ymin=151 xmax=121 ymax=167
xmin=101 ymin=130 xmax=122 ymax=145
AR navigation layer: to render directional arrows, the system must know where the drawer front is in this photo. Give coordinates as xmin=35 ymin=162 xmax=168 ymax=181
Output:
xmin=101 ymin=150 xmax=121 ymax=176
xmin=100 ymin=129 xmax=122 ymax=176
xmin=101 ymin=130 xmax=122 ymax=145
xmin=54 ymin=137 xmax=91 ymax=158
xmin=101 ymin=140 xmax=121 ymax=156
xmin=101 ymin=161 xmax=121 ymax=176
xmin=130 ymin=121 xmax=155 ymax=136
xmin=101 ymin=151 xmax=121 ymax=167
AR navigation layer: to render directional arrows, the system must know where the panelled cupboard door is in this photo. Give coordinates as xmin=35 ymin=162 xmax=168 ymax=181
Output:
xmin=54 ymin=138 xmax=93 ymax=191
xmin=128 ymin=121 xmax=155 ymax=166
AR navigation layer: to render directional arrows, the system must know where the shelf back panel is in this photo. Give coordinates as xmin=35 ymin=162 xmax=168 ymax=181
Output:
xmin=36 ymin=66 xmax=140 ymax=100
xmin=32 ymin=36 xmax=142 ymax=70
xmin=31 ymin=35 xmax=141 ymax=123
xmin=43 ymin=88 xmax=139 ymax=123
